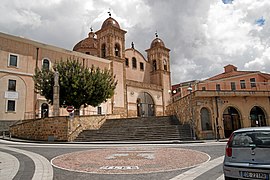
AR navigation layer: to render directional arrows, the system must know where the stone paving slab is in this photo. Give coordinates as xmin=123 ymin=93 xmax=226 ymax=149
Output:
xmin=0 ymin=151 xmax=19 ymax=179
xmin=1 ymin=146 xmax=53 ymax=180
xmin=51 ymin=147 xmax=210 ymax=174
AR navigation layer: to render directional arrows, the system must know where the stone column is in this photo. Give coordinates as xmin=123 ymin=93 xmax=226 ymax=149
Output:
xmin=53 ymin=71 xmax=60 ymax=116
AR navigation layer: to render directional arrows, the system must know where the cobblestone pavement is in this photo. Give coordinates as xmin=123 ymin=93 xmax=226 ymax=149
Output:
xmin=0 ymin=139 xmax=226 ymax=180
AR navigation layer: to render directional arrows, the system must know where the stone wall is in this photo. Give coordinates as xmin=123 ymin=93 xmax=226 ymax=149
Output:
xmin=166 ymin=91 xmax=270 ymax=139
xmin=10 ymin=116 xmax=69 ymax=141
xmin=113 ymin=107 xmax=127 ymax=118
xmin=10 ymin=114 xmax=120 ymax=141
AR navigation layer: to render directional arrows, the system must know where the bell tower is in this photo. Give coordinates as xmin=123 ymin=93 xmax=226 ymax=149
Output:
xmin=146 ymin=33 xmax=171 ymax=108
xmin=95 ymin=13 xmax=127 ymax=116
xmin=95 ymin=13 xmax=127 ymax=61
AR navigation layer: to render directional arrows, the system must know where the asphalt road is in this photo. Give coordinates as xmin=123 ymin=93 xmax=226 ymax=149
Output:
xmin=0 ymin=139 xmax=226 ymax=180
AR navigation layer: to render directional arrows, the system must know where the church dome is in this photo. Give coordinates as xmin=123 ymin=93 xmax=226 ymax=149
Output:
xmin=73 ymin=32 xmax=97 ymax=51
xmin=101 ymin=17 xmax=120 ymax=29
xmin=150 ymin=37 xmax=165 ymax=48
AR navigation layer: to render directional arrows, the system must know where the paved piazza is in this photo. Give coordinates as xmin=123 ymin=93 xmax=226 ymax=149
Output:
xmin=51 ymin=147 xmax=210 ymax=174
xmin=0 ymin=139 xmax=227 ymax=179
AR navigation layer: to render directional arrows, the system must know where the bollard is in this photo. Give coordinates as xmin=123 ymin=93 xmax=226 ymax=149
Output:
xmin=3 ymin=131 xmax=5 ymax=139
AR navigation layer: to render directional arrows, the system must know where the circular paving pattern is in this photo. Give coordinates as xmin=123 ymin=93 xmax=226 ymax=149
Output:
xmin=51 ymin=147 xmax=210 ymax=174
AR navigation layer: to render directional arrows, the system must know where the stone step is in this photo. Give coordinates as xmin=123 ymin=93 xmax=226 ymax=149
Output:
xmin=74 ymin=116 xmax=192 ymax=142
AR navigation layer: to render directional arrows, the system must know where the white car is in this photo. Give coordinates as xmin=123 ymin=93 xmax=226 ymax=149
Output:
xmin=223 ymin=127 xmax=270 ymax=180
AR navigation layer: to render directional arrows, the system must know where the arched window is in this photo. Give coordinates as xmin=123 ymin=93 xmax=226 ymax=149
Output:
xmin=163 ymin=59 xmax=167 ymax=71
xmin=42 ymin=59 xmax=50 ymax=70
xmin=201 ymin=107 xmax=212 ymax=131
xmin=101 ymin=44 xmax=106 ymax=58
xmin=132 ymin=57 xmax=137 ymax=69
xmin=125 ymin=58 xmax=129 ymax=67
xmin=153 ymin=60 xmax=157 ymax=71
xmin=115 ymin=43 xmax=120 ymax=57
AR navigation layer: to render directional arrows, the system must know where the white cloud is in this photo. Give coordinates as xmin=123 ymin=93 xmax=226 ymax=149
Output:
xmin=0 ymin=0 xmax=270 ymax=84
xmin=245 ymin=47 xmax=270 ymax=70
xmin=15 ymin=9 xmax=42 ymax=28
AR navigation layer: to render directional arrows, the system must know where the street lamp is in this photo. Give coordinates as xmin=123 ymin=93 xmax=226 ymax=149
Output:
xmin=187 ymin=84 xmax=196 ymax=140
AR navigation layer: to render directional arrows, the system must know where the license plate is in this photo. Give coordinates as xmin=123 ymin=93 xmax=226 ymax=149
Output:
xmin=240 ymin=171 xmax=269 ymax=179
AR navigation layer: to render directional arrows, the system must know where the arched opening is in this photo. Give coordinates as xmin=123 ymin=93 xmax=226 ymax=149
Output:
xmin=132 ymin=57 xmax=137 ymax=69
xmin=41 ymin=103 xmax=49 ymax=118
xmin=223 ymin=106 xmax=241 ymax=138
xmin=137 ymin=92 xmax=155 ymax=117
xmin=42 ymin=59 xmax=50 ymax=70
xmin=250 ymin=106 xmax=267 ymax=127
xmin=163 ymin=59 xmax=167 ymax=71
xmin=101 ymin=44 xmax=106 ymax=58
xmin=152 ymin=60 xmax=157 ymax=71
xmin=200 ymin=107 xmax=212 ymax=131
xmin=115 ymin=43 xmax=120 ymax=57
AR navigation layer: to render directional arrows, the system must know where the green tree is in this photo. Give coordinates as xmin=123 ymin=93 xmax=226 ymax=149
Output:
xmin=33 ymin=59 xmax=117 ymax=110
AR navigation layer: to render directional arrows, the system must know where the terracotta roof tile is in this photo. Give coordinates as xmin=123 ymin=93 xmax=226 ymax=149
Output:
xmin=206 ymin=71 xmax=258 ymax=81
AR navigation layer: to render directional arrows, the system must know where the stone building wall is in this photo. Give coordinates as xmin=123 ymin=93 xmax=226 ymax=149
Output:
xmin=10 ymin=114 xmax=120 ymax=141
xmin=167 ymin=91 xmax=270 ymax=139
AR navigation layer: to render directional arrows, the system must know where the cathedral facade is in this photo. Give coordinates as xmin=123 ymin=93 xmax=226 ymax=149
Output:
xmin=73 ymin=16 xmax=171 ymax=117
xmin=0 ymin=15 xmax=171 ymax=124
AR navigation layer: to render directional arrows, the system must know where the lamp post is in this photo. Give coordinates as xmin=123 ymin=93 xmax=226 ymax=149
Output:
xmin=187 ymin=85 xmax=196 ymax=140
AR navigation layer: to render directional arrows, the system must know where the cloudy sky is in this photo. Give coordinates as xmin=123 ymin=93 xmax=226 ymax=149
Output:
xmin=1 ymin=0 xmax=270 ymax=84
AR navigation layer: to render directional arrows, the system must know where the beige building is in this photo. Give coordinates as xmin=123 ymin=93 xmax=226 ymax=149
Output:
xmin=0 ymin=15 xmax=171 ymax=128
xmin=167 ymin=65 xmax=270 ymax=139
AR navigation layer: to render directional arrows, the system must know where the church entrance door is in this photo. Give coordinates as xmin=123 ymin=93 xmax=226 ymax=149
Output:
xmin=137 ymin=92 xmax=155 ymax=117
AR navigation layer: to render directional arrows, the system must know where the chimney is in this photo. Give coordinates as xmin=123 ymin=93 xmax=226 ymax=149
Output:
xmin=224 ymin=64 xmax=237 ymax=73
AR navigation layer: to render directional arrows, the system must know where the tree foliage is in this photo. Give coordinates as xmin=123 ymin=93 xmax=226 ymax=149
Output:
xmin=33 ymin=59 xmax=117 ymax=109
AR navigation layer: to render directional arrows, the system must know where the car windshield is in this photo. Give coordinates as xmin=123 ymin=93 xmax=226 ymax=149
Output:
xmin=232 ymin=130 xmax=270 ymax=148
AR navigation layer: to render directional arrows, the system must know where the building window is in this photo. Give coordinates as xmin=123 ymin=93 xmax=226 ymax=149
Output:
xmin=101 ymin=44 xmax=106 ymax=58
xmin=163 ymin=59 xmax=167 ymax=71
xmin=231 ymin=82 xmax=236 ymax=91
xmin=201 ymin=108 xmax=212 ymax=131
xmin=9 ymin=54 xmax=18 ymax=67
xmin=240 ymin=80 xmax=246 ymax=89
xmin=140 ymin=62 xmax=144 ymax=71
xmin=115 ymin=44 xmax=120 ymax=57
xmin=132 ymin=57 xmax=137 ymax=69
xmin=216 ymin=84 xmax=221 ymax=91
xmin=97 ymin=107 xmax=102 ymax=115
xmin=7 ymin=100 xmax=16 ymax=112
xmin=41 ymin=103 xmax=49 ymax=118
xmin=85 ymin=52 xmax=90 ymax=55
xmin=202 ymin=87 xmax=206 ymax=91
xmin=250 ymin=78 xmax=256 ymax=88
xmin=42 ymin=59 xmax=50 ymax=70
xmin=8 ymin=79 xmax=16 ymax=91
xmin=152 ymin=60 xmax=157 ymax=71
xmin=125 ymin=58 xmax=129 ymax=67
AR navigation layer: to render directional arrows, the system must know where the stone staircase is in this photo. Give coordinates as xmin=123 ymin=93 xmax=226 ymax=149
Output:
xmin=74 ymin=116 xmax=192 ymax=142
